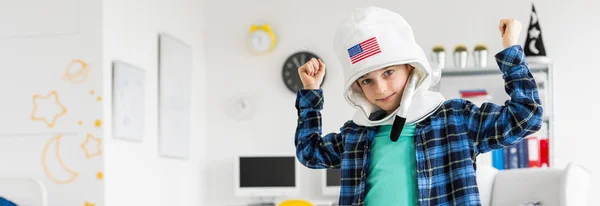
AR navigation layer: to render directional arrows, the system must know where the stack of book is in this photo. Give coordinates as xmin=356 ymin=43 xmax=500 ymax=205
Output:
xmin=491 ymin=137 xmax=550 ymax=170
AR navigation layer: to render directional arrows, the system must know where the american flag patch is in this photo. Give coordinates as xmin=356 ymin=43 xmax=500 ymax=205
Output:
xmin=348 ymin=37 xmax=381 ymax=64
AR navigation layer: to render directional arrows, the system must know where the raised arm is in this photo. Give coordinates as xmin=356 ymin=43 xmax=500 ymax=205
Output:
xmin=464 ymin=19 xmax=544 ymax=154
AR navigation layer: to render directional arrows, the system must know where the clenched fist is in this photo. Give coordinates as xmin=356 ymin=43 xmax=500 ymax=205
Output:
xmin=298 ymin=58 xmax=326 ymax=90
xmin=499 ymin=19 xmax=522 ymax=49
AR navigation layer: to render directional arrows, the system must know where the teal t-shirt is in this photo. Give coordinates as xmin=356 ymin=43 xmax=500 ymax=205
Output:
xmin=364 ymin=123 xmax=418 ymax=206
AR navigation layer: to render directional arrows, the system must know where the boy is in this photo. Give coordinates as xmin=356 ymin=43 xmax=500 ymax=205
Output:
xmin=294 ymin=6 xmax=543 ymax=206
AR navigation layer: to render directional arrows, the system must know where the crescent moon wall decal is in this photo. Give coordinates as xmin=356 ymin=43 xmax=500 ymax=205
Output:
xmin=529 ymin=39 xmax=540 ymax=54
xmin=42 ymin=135 xmax=79 ymax=184
xmin=531 ymin=13 xmax=538 ymax=25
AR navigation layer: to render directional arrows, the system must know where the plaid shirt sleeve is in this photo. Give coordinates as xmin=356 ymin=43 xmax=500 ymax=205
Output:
xmin=294 ymin=89 xmax=345 ymax=169
xmin=462 ymin=45 xmax=544 ymax=154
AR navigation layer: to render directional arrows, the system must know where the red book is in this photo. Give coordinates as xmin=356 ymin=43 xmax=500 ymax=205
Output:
xmin=539 ymin=138 xmax=549 ymax=167
xmin=460 ymin=92 xmax=489 ymax=98
xmin=460 ymin=89 xmax=489 ymax=98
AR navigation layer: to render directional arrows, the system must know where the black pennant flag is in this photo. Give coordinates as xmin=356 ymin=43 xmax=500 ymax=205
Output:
xmin=524 ymin=3 xmax=550 ymax=63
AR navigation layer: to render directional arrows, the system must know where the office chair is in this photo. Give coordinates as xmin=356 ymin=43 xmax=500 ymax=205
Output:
xmin=278 ymin=199 xmax=313 ymax=206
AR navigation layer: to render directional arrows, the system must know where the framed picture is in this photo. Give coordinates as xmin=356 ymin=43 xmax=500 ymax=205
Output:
xmin=112 ymin=60 xmax=146 ymax=142
xmin=157 ymin=33 xmax=192 ymax=159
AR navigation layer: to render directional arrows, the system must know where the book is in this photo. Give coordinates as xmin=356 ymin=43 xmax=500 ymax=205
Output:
xmin=539 ymin=138 xmax=550 ymax=167
xmin=527 ymin=137 xmax=541 ymax=168
xmin=517 ymin=139 xmax=529 ymax=168
xmin=492 ymin=148 xmax=504 ymax=170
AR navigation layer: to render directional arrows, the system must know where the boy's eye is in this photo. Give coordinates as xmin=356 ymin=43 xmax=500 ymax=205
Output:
xmin=384 ymin=70 xmax=394 ymax=76
xmin=360 ymin=79 xmax=372 ymax=85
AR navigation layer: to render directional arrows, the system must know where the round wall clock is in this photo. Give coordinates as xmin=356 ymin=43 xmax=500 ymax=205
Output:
xmin=282 ymin=51 xmax=326 ymax=93
xmin=247 ymin=24 xmax=277 ymax=55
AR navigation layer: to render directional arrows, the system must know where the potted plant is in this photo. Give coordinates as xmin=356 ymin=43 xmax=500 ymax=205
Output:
xmin=473 ymin=44 xmax=488 ymax=68
xmin=453 ymin=45 xmax=468 ymax=68
xmin=431 ymin=45 xmax=446 ymax=69
xmin=433 ymin=45 xmax=445 ymax=53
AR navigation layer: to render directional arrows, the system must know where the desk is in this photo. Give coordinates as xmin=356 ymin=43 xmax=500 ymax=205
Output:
xmin=226 ymin=200 xmax=336 ymax=206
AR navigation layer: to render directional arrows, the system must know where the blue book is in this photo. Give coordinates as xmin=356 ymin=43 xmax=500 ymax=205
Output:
xmin=492 ymin=148 xmax=504 ymax=170
xmin=517 ymin=140 xmax=529 ymax=168
xmin=503 ymin=147 xmax=510 ymax=169
xmin=507 ymin=145 xmax=519 ymax=169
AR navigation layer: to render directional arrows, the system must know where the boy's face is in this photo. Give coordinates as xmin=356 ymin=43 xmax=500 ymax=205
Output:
xmin=355 ymin=64 xmax=414 ymax=114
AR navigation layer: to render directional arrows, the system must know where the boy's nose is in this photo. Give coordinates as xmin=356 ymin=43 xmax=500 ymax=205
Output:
xmin=375 ymin=81 xmax=387 ymax=94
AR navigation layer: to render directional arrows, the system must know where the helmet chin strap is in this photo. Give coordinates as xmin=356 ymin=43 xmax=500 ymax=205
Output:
xmin=390 ymin=72 xmax=419 ymax=142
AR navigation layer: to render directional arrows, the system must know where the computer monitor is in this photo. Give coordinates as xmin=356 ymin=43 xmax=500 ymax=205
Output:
xmin=234 ymin=155 xmax=300 ymax=197
xmin=322 ymin=168 xmax=341 ymax=196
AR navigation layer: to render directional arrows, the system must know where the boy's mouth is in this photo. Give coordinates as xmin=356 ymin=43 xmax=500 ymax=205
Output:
xmin=377 ymin=93 xmax=396 ymax=102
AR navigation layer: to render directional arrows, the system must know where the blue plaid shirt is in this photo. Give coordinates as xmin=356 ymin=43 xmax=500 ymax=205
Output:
xmin=294 ymin=45 xmax=543 ymax=206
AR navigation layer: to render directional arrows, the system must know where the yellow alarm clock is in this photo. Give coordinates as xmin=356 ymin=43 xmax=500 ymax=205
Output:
xmin=247 ymin=24 xmax=277 ymax=54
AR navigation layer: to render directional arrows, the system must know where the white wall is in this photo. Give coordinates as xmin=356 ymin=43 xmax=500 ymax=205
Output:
xmin=204 ymin=0 xmax=600 ymax=205
xmin=0 ymin=0 xmax=104 ymax=205
xmin=102 ymin=0 xmax=207 ymax=205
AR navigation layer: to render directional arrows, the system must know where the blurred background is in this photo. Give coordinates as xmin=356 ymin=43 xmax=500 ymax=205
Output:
xmin=0 ymin=0 xmax=597 ymax=205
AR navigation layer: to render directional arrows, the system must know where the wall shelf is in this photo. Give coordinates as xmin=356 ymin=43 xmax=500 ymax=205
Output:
xmin=441 ymin=64 xmax=549 ymax=77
